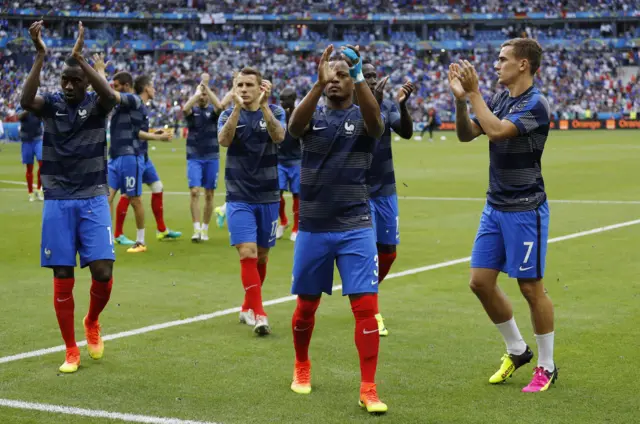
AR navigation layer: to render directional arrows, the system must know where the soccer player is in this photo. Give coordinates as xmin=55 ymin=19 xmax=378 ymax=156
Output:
xmin=287 ymin=45 xmax=387 ymax=413
xmin=450 ymin=38 xmax=557 ymax=392
xmin=16 ymin=105 xmax=44 ymax=201
xmin=106 ymin=71 xmax=148 ymax=253
xmin=275 ymin=87 xmax=301 ymax=242
xmin=218 ymin=68 xmax=286 ymax=335
xmin=111 ymin=75 xmax=182 ymax=244
xmin=184 ymin=73 xmax=224 ymax=242
xmin=420 ymin=107 xmax=441 ymax=142
xmin=362 ymin=60 xmax=415 ymax=337
xmin=21 ymin=21 xmax=116 ymax=373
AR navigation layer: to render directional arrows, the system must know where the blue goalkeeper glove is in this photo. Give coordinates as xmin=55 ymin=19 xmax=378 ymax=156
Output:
xmin=342 ymin=47 xmax=364 ymax=84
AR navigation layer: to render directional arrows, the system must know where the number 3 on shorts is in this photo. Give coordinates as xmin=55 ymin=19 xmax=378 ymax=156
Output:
xmin=373 ymin=254 xmax=379 ymax=277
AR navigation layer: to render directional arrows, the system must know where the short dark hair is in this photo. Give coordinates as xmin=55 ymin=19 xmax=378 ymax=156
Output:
xmin=362 ymin=58 xmax=373 ymax=66
xmin=113 ymin=71 xmax=133 ymax=87
xmin=501 ymin=38 xmax=543 ymax=75
xmin=280 ymin=87 xmax=296 ymax=98
xmin=64 ymin=56 xmax=80 ymax=67
xmin=134 ymin=75 xmax=151 ymax=95
xmin=238 ymin=67 xmax=262 ymax=84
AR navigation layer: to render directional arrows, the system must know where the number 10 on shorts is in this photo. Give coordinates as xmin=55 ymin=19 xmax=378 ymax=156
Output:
xmin=125 ymin=176 xmax=136 ymax=189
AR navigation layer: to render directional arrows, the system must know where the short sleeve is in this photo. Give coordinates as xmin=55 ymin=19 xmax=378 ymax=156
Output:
xmin=217 ymin=108 xmax=232 ymax=133
xmin=34 ymin=93 xmax=58 ymax=118
xmin=270 ymin=105 xmax=287 ymax=128
xmin=471 ymin=93 xmax=499 ymax=132
xmin=380 ymin=110 xmax=388 ymax=131
xmin=141 ymin=111 xmax=150 ymax=132
xmin=92 ymin=91 xmax=114 ymax=116
xmin=504 ymin=95 xmax=550 ymax=135
xmin=387 ymin=102 xmax=401 ymax=129
xmin=209 ymin=107 xmax=219 ymax=123
xmin=119 ymin=93 xmax=141 ymax=111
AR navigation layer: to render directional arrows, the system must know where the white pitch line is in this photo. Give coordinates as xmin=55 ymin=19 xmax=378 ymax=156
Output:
xmin=0 ymin=179 xmax=37 ymax=188
xmin=0 ymin=218 xmax=638 ymax=366
xmin=0 ymin=398 xmax=220 ymax=424
xmin=2 ymin=180 xmax=640 ymax=204
xmin=396 ymin=196 xmax=640 ymax=205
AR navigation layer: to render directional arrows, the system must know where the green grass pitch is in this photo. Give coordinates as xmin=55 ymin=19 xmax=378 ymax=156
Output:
xmin=0 ymin=130 xmax=638 ymax=423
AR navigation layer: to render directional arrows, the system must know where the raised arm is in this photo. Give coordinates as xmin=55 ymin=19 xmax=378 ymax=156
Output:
xmin=392 ymin=80 xmax=415 ymax=139
xmin=199 ymin=73 xmax=223 ymax=113
xmin=92 ymin=53 xmax=108 ymax=81
xmin=449 ymin=63 xmax=483 ymax=142
xmin=258 ymin=80 xmax=285 ymax=144
xmin=219 ymin=91 xmax=234 ymax=110
xmin=456 ymin=60 xmax=517 ymax=142
xmin=344 ymin=45 xmax=384 ymax=138
xmin=217 ymin=92 xmax=244 ymax=148
xmin=20 ymin=21 xmax=47 ymax=113
xmin=288 ymin=45 xmax=336 ymax=138
xmin=183 ymin=85 xmax=203 ymax=117
xmin=71 ymin=22 xmax=117 ymax=110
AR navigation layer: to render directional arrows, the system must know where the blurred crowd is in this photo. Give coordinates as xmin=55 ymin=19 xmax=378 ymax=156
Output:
xmin=1 ymin=43 xmax=638 ymax=128
xmin=3 ymin=0 xmax=635 ymax=14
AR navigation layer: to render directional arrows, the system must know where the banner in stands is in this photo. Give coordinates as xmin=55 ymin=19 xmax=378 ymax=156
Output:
xmin=413 ymin=120 xmax=640 ymax=132
xmin=2 ymin=37 xmax=637 ymax=52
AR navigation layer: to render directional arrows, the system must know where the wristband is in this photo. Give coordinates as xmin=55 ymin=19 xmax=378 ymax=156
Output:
xmin=343 ymin=47 xmax=364 ymax=83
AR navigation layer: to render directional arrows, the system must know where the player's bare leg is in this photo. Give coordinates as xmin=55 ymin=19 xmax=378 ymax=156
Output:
xmin=108 ymin=188 xmax=117 ymax=219
xmin=291 ymin=294 xmax=321 ymax=394
xmin=126 ymin=195 xmax=147 ymax=252
xmin=519 ymin=278 xmax=557 ymax=392
xmin=350 ymin=293 xmax=386 ymax=414
xmin=190 ymin=187 xmax=202 ymax=242
xmin=237 ymin=242 xmax=269 ymax=334
xmin=470 ymin=268 xmax=533 ymax=383
xmin=84 ymin=259 xmax=113 ymax=361
xmin=201 ymin=189 xmax=214 ymax=241
xmin=53 ymin=266 xmax=80 ymax=373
